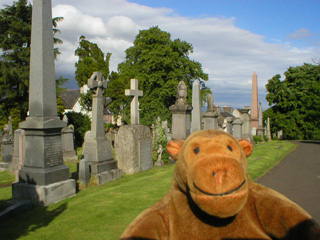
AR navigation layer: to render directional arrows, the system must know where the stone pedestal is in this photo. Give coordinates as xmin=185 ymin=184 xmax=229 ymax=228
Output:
xmin=226 ymin=117 xmax=234 ymax=135
xmin=0 ymin=140 xmax=13 ymax=169
xmin=61 ymin=127 xmax=77 ymax=162
xmin=203 ymin=111 xmax=219 ymax=130
xmin=170 ymin=104 xmax=192 ymax=140
xmin=232 ymin=118 xmax=243 ymax=139
xmin=257 ymin=127 xmax=264 ymax=137
xmin=12 ymin=179 xmax=75 ymax=206
xmin=115 ymin=125 xmax=153 ymax=175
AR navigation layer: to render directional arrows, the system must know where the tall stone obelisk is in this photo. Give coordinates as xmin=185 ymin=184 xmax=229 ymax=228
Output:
xmin=251 ymin=72 xmax=259 ymax=133
xmin=12 ymin=0 xmax=76 ymax=206
xmin=191 ymin=79 xmax=202 ymax=133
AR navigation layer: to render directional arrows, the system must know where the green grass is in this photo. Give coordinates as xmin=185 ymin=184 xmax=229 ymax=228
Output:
xmin=0 ymin=140 xmax=296 ymax=240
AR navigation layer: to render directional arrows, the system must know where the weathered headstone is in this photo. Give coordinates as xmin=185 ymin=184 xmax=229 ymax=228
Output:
xmin=125 ymin=79 xmax=143 ymax=125
xmin=0 ymin=137 xmax=13 ymax=170
xmin=12 ymin=0 xmax=76 ymax=206
xmin=191 ymin=80 xmax=201 ymax=133
xmin=83 ymin=72 xmax=122 ymax=185
xmin=226 ymin=117 xmax=234 ymax=135
xmin=115 ymin=125 xmax=153 ymax=174
xmin=116 ymin=79 xmax=152 ymax=174
xmin=203 ymin=94 xmax=219 ymax=130
xmin=257 ymin=101 xmax=264 ymax=136
xmin=169 ymin=81 xmax=192 ymax=140
xmin=9 ymin=129 xmax=25 ymax=179
xmin=232 ymin=118 xmax=243 ymax=139
xmin=79 ymin=159 xmax=90 ymax=187
xmin=61 ymin=126 xmax=77 ymax=162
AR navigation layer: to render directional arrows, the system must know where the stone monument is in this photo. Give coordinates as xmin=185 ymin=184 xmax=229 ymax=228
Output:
xmin=82 ymin=72 xmax=122 ymax=185
xmin=12 ymin=0 xmax=76 ymax=206
xmin=191 ymin=79 xmax=201 ymax=133
xmin=125 ymin=79 xmax=143 ymax=125
xmin=169 ymin=81 xmax=192 ymax=140
xmin=61 ymin=126 xmax=77 ymax=162
xmin=115 ymin=79 xmax=153 ymax=174
xmin=203 ymin=94 xmax=219 ymax=130
xmin=251 ymin=72 xmax=259 ymax=132
xmin=0 ymin=122 xmax=14 ymax=170
xmin=267 ymin=117 xmax=272 ymax=140
xmin=10 ymin=129 xmax=25 ymax=179
xmin=232 ymin=118 xmax=243 ymax=139
xmin=257 ymin=101 xmax=264 ymax=136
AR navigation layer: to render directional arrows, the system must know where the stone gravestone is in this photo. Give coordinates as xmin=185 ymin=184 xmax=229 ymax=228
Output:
xmin=12 ymin=0 xmax=76 ymax=206
xmin=115 ymin=79 xmax=153 ymax=174
xmin=203 ymin=94 xmax=219 ymax=130
xmin=0 ymin=123 xmax=13 ymax=170
xmin=9 ymin=129 xmax=25 ymax=180
xmin=232 ymin=118 xmax=243 ymax=139
xmin=191 ymin=79 xmax=202 ymax=133
xmin=257 ymin=101 xmax=264 ymax=137
xmin=169 ymin=81 xmax=192 ymax=140
xmin=82 ymin=72 xmax=122 ymax=185
xmin=61 ymin=126 xmax=77 ymax=162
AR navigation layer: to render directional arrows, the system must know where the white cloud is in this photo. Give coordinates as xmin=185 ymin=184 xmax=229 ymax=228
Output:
xmin=2 ymin=0 xmax=319 ymax=110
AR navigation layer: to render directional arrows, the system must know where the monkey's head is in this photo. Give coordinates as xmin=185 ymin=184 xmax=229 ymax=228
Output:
xmin=167 ymin=130 xmax=253 ymax=218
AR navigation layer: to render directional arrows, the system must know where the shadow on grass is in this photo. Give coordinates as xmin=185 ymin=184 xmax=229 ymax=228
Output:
xmin=0 ymin=202 xmax=68 ymax=240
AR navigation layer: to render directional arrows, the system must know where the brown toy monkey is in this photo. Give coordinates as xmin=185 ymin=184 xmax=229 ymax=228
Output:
xmin=120 ymin=130 xmax=320 ymax=240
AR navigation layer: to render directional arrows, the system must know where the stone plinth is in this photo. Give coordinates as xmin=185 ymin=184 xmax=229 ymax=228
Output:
xmin=232 ymin=118 xmax=243 ymax=139
xmin=61 ymin=127 xmax=77 ymax=162
xmin=12 ymin=179 xmax=75 ymax=206
xmin=226 ymin=117 xmax=234 ymax=135
xmin=115 ymin=125 xmax=153 ymax=175
xmin=203 ymin=111 xmax=219 ymax=130
xmin=170 ymin=104 xmax=192 ymax=140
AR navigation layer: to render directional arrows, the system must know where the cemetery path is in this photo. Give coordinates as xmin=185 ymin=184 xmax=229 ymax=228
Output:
xmin=256 ymin=141 xmax=320 ymax=223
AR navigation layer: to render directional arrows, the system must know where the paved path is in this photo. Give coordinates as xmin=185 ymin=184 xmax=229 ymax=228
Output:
xmin=256 ymin=141 xmax=320 ymax=223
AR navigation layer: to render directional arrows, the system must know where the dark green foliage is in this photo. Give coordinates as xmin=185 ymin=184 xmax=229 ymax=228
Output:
xmin=264 ymin=63 xmax=320 ymax=140
xmin=0 ymin=0 xmax=64 ymax=130
xmin=253 ymin=135 xmax=263 ymax=144
xmin=65 ymin=112 xmax=91 ymax=147
xmin=107 ymin=26 xmax=211 ymax=126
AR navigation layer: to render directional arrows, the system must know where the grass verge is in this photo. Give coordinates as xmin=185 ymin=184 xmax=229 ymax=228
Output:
xmin=0 ymin=140 xmax=296 ymax=240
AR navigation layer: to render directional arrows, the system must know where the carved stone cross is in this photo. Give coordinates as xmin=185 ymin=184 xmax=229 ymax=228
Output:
xmin=125 ymin=79 xmax=143 ymax=125
xmin=88 ymin=72 xmax=107 ymax=96
xmin=88 ymin=72 xmax=107 ymax=139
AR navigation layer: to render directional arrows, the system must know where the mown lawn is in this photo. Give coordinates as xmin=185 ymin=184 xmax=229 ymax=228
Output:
xmin=0 ymin=140 xmax=296 ymax=240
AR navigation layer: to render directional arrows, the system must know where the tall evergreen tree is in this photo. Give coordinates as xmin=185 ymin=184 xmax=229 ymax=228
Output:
xmin=107 ymin=26 xmax=211 ymax=126
xmin=264 ymin=63 xmax=320 ymax=139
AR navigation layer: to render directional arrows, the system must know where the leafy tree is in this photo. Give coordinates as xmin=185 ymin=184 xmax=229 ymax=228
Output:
xmin=264 ymin=63 xmax=320 ymax=140
xmin=0 ymin=0 xmax=65 ymax=129
xmin=107 ymin=26 xmax=211 ymax=126
xmin=74 ymin=35 xmax=111 ymax=111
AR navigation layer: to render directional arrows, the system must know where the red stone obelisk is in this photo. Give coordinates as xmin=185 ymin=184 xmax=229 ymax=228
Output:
xmin=251 ymin=72 xmax=259 ymax=129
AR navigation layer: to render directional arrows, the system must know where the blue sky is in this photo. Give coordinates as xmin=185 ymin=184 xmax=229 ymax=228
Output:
xmin=1 ymin=0 xmax=319 ymax=110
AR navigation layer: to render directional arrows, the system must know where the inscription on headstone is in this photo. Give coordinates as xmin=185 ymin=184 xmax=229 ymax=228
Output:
xmin=139 ymin=139 xmax=152 ymax=171
xmin=45 ymin=136 xmax=62 ymax=167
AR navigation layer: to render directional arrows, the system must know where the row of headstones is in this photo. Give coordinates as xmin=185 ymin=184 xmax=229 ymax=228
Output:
xmin=0 ymin=125 xmax=77 ymax=173
xmin=170 ymin=80 xmax=253 ymax=141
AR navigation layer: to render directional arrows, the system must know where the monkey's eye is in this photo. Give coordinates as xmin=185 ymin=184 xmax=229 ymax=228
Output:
xmin=194 ymin=147 xmax=200 ymax=154
xmin=227 ymin=145 xmax=233 ymax=152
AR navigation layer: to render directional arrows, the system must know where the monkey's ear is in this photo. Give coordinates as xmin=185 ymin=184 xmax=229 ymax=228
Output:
xmin=238 ymin=139 xmax=253 ymax=157
xmin=167 ymin=139 xmax=185 ymax=160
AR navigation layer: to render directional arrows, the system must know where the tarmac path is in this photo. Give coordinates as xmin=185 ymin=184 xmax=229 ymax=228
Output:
xmin=256 ymin=141 xmax=320 ymax=223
